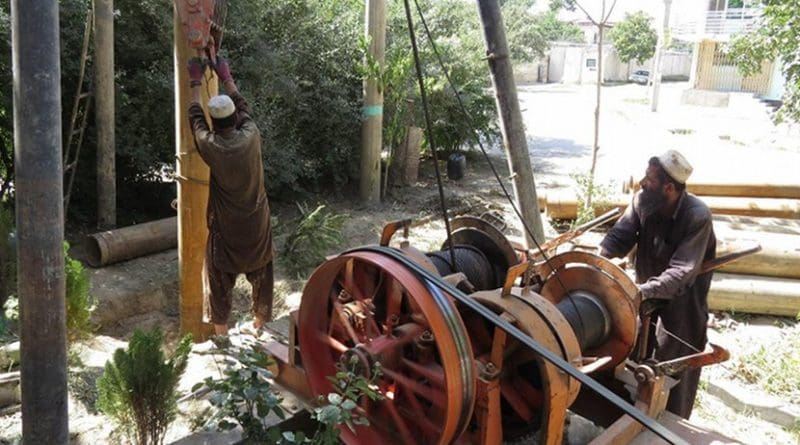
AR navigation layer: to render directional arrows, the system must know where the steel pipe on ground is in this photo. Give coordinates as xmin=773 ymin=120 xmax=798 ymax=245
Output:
xmin=622 ymin=176 xmax=800 ymax=199
xmin=84 ymin=217 xmax=177 ymax=267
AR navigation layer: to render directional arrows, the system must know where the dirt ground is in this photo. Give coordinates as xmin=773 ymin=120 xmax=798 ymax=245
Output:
xmin=2 ymin=82 xmax=799 ymax=444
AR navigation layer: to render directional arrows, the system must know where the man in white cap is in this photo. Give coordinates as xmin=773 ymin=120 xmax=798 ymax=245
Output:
xmin=187 ymin=57 xmax=274 ymax=335
xmin=599 ymin=149 xmax=716 ymax=418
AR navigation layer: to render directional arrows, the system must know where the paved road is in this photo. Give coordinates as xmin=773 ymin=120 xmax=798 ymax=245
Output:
xmin=517 ymin=82 xmax=800 ymax=193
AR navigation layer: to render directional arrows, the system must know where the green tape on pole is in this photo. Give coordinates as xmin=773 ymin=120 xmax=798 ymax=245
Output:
xmin=362 ymin=104 xmax=383 ymax=117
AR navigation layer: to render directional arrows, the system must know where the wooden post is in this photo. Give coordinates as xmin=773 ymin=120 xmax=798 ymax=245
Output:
xmin=650 ymin=0 xmax=672 ymax=112
xmin=174 ymin=9 xmax=216 ymax=341
xmin=359 ymin=0 xmax=386 ymax=205
xmin=476 ymin=0 xmax=545 ymax=246
xmin=94 ymin=0 xmax=116 ymax=229
xmin=11 ymin=0 xmax=68 ymax=442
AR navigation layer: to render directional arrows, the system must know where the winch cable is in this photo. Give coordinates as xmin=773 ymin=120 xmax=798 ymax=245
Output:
xmin=410 ymin=0 xmax=589 ymax=346
xmin=346 ymin=245 xmax=687 ymax=445
xmin=403 ymin=0 xmax=457 ymax=270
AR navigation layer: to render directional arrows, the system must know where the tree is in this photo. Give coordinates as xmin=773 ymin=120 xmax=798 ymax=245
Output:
xmin=609 ymin=11 xmax=657 ymax=64
xmin=729 ymin=0 xmax=800 ymax=123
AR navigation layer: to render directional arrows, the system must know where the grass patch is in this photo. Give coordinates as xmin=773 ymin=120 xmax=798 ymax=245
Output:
xmin=732 ymin=327 xmax=800 ymax=404
xmin=623 ymin=97 xmax=648 ymax=105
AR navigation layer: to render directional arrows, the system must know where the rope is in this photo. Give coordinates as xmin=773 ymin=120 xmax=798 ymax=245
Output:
xmin=410 ymin=0 xmax=588 ymax=343
xmin=402 ymin=0 xmax=457 ymax=271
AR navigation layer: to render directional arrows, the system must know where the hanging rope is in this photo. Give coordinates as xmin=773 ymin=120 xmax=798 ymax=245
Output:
xmin=402 ymin=0 xmax=457 ymax=271
xmin=410 ymin=0 xmax=588 ymax=342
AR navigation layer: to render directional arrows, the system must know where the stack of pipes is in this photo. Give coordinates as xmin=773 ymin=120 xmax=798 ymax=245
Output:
xmin=540 ymin=179 xmax=800 ymax=318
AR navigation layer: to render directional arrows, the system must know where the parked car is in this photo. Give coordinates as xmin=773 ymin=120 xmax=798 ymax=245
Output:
xmin=629 ymin=70 xmax=650 ymax=84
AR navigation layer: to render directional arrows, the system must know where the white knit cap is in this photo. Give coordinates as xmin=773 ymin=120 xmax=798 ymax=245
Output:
xmin=657 ymin=149 xmax=693 ymax=184
xmin=208 ymin=95 xmax=235 ymax=119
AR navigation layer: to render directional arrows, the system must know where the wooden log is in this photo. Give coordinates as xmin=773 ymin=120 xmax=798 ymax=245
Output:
xmin=622 ymin=175 xmax=800 ymax=199
xmin=544 ymin=192 xmax=800 ymax=220
xmin=709 ymin=273 xmax=800 ymax=317
xmin=715 ymin=232 xmax=800 ymax=279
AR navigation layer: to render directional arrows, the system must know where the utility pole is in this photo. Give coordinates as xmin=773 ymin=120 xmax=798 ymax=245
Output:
xmin=476 ymin=0 xmax=544 ymax=246
xmin=650 ymin=0 xmax=672 ymax=112
xmin=359 ymin=0 xmax=386 ymax=205
xmin=12 ymin=0 xmax=68 ymax=443
xmin=95 ymin=0 xmax=116 ymax=229
xmin=174 ymin=9 xmax=216 ymax=340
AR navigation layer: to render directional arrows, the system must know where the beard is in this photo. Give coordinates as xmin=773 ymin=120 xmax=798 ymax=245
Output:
xmin=639 ymin=187 xmax=667 ymax=217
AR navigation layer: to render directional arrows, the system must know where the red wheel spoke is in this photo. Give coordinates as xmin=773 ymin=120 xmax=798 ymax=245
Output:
xmin=385 ymin=398 xmax=417 ymax=445
xmin=383 ymin=367 xmax=446 ymax=409
xmin=332 ymin=300 xmax=361 ymax=344
xmin=401 ymin=358 xmax=445 ymax=388
xmin=500 ymin=379 xmax=535 ymax=421
xmin=317 ymin=332 xmax=348 ymax=353
xmin=385 ymin=277 xmax=403 ymax=331
xmin=511 ymin=375 xmax=543 ymax=408
xmin=395 ymin=389 xmax=443 ymax=437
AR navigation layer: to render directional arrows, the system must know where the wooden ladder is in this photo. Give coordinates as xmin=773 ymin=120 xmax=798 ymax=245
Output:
xmin=63 ymin=8 xmax=94 ymax=217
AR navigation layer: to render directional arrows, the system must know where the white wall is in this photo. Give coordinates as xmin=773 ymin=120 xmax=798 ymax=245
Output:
xmin=546 ymin=43 xmax=691 ymax=84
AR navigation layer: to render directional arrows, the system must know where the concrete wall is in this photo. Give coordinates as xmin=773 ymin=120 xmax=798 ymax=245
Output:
xmin=545 ymin=42 xmax=691 ymax=84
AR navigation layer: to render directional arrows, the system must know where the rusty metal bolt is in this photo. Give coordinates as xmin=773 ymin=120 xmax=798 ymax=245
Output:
xmin=389 ymin=314 xmax=400 ymax=327
xmin=420 ymin=330 xmax=434 ymax=343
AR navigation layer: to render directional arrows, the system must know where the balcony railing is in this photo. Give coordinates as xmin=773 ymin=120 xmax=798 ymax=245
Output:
xmin=672 ymin=8 xmax=762 ymax=41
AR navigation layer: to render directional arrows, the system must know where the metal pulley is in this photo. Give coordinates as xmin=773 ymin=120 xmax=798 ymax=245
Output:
xmin=296 ymin=215 xmax=642 ymax=445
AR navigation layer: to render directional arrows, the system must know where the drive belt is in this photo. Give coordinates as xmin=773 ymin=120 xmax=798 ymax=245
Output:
xmin=345 ymin=245 xmax=687 ymax=445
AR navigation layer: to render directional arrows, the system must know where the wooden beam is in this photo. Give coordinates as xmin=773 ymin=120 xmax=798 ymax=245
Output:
xmin=94 ymin=0 xmax=116 ymax=229
xmin=174 ymin=9 xmax=216 ymax=341
xmin=359 ymin=0 xmax=386 ymax=205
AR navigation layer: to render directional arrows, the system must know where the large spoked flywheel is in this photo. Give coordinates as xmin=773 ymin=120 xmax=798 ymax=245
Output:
xmin=297 ymin=251 xmax=476 ymax=445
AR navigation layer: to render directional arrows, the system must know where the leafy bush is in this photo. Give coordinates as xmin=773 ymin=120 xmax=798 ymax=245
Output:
xmin=281 ymin=204 xmax=347 ymax=278
xmin=64 ymin=241 xmax=95 ymax=341
xmin=97 ymin=329 xmax=193 ymax=445
xmin=198 ymin=345 xmax=291 ymax=443
xmin=198 ymin=343 xmax=382 ymax=444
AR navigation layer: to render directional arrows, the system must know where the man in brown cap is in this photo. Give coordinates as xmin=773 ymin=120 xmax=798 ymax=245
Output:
xmin=599 ymin=149 xmax=716 ymax=418
xmin=187 ymin=57 xmax=274 ymax=335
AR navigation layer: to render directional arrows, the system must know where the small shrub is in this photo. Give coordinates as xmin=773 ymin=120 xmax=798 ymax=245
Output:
xmin=570 ymin=172 xmax=615 ymax=226
xmin=96 ymin=329 xmax=193 ymax=445
xmin=280 ymin=204 xmax=346 ymax=278
xmin=64 ymin=241 xmax=95 ymax=341
xmin=198 ymin=344 xmax=383 ymax=444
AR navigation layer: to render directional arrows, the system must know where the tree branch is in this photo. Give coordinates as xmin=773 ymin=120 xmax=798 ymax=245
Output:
xmin=572 ymin=0 xmax=599 ymax=27
xmin=602 ymin=0 xmax=620 ymax=25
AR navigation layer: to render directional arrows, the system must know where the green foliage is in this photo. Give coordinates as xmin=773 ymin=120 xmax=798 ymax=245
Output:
xmin=729 ymin=0 xmax=800 ymax=123
xmin=198 ymin=346 xmax=290 ymax=443
xmin=198 ymin=344 xmax=382 ymax=444
xmin=609 ymin=11 xmax=658 ymax=64
xmin=0 ymin=203 xmax=14 ymax=309
xmin=570 ymin=172 xmax=614 ymax=225
xmin=504 ymin=2 xmax=584 ymax=62
xmin=64 ymin=241 xmax=95 ymax=341
xmin=280 ymin=204 xmax=346 ymax=278
xmin=222 ymin=0 xmax=364 ymax=197
xmin=96 ymin=329 xmax=193 ymax=445
xmin=311 ymin=357 xmax=383 ymax=444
